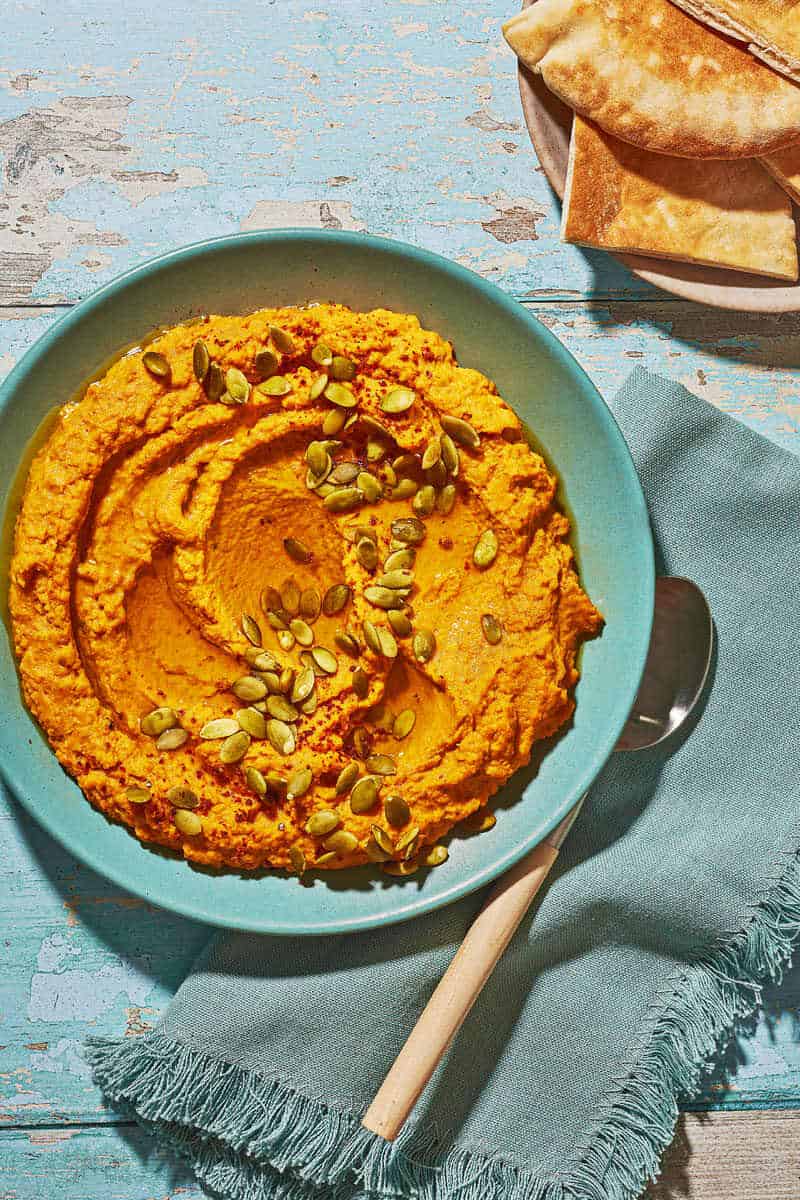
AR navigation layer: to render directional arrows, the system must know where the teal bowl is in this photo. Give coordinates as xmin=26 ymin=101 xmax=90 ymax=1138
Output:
xmin=0 ymin=231 xmax=653 ymax=934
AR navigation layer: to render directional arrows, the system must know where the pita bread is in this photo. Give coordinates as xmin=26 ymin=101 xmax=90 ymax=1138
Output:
xmin=562 ymin=116 xmax=798 ymax=280
xmin=503 ymin=0 xmax=800 ymax=158
xmin=761 ymin=143 xmax=800 ymax=203
xmin=669 ymin=0 xmax=800 ymax=82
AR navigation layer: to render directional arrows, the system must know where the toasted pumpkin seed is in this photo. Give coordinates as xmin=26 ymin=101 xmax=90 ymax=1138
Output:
xmin=199 ymin=717 xmax=238 ymax=741
xmin=306 ymin=810 xmax=340 ymax=837
xmin=352 ymin=726 xmax=372 ymax=759
xmin=330 ymin=354 xmax=356 ymax=381
xmin=421 ymin=437 xmax=442 ymax=471
xmin=175 ymin=809 xmax=203 ymax=837
xmin=463 ymin=810 xmax=496 ymax=834
xmin=309 ymin=373 xmax=328 ymax=400
xmin=424 ymin=844 xmax=449 ymax=867
xmin=143 ymin=350 xmax=170 ymax=380
xmin=261 ymin=585 xmax=283 ymax=614
xmin=391 ymin=477 xmax=418 ymax=500
xmin=126 ymin=784 xmax=151 ymax=806
xmin=324 ymin=486 xmax=363 ymax=512
xmin=440 ymin=432 xmax=459 ymax=475
xmin=232 ymin=675 xmax=268 ymax=703
xmin=266 ymin=609 xmax=289 ymax=630
xmin=355 ymin=537 xmax=379 ymax=571
xmin=265 ymin=773 xmax=288 ymax=794
xmin=241 ymin=613 xmax=263 ymax=646
xmin=322 ymin=406 xmax=347 ymax=435
xmin=312 ymin=341 xmax=333 ymax=367
xmin=335 ymin=630 xmax=361 ymax=657
xmin=323 ymin=583 xmax=350 ymax=616
xmin=392 ymin=453 xmax=418 ymax=476
xmin=481 ymin=613 xmax=503 ymax=645
xmin=237 ymin=707 xmax=267 ymax=738
xmin=314 ymin=850 xmax=337 ymax=866
xmin=269 ymin=324 xmax=295 ymax=354
xmin=286 ymin=766 xmax=313 ymax=800
xmin=267 ymin=718 xmax=296 ymax=756
xmin=382 ymin=858 xmax=418 ymax=876
xmin=220 ymin=730 xmax=251 ymax=764
xmin=437 ymin=483 xmax=456 ymax=515
xmin=425 ymin=459 xmax=448 ymax=489
xmin=357 ymin=471 xmax=383 ymax=503
xmin=393 ymin=709 xmax=416 ymax=740
xmin=387 ymin=610 xmax=412 ymax=637
xmin=325 ymin=381 xmax=357 ymax=409
xmin=352 ymin=667 xmax=369 ymax=699
xmin=395 ymin=825 xmax=420 ymax=856
xmin=350 ymin=776 xmax=380 ymax=814
xmin=226 ymin=367 xmax=251 ymax=404
xmin=140 ymin=707 xmax=179 ymax=738
xmin=378 ymin=569 xmax=414 ymax=591
xmin=167 ymin=785 xmax=199 ymax=810
xmin=285 ymin=536 xmax=313 ymax=563
xmin=370 ymin=825 xmax=395 ymax=855
xmin=245 ymin=766 xmax=268 ymax=798
xmin=291 ymin=666 xmax=316 ymax=704
xmin=391 ymin=516 xmax=426 ymax=545
xmin=377 ymin=626 xmax=398 ymax=658
xmin=413 ymin=628 xmax=436 ymax=663
xmin=441 ymin=414 xmax=480 ymax=449
xmin=366 ymin=439 xmax=388 ymax=464
xmin=327 ymin=461 xmax=357 ymax=486
xmin=280 ymin=578 xmax=301 ymax=616
xmin=255 ymin=348 xmax=279 ymax=378
xmin=266 ymin=694 xmax=300 ymax=723
xmin=259 ymin=375 xmax=292 ymax=397
xmin=298 ymin=587 xmax=321 ymax=622
xmin=384 ymin=547 xmax=416 ymax=572
xmin=193 ymin=340 xmax=210 ymax=383
xmin=364 ymin=836 xmax=391 ymax=862
xmin=473 ymin=529 xmax=499 ymax=570
xmin=384 ymin=794 xmax=410 ymax=827
xmin=246 ymin=647 xmax=280 ymax=671
xmin=279 ymin=666 xmax=295 ymax=696
xmin=336 ymin=762 xmax=360 ymax=794
xmin=157 ymin=727 xmax=189 ymax=751
xmin=381 ymin=386 xmax=415 ymax=414
xmin=306 ymin=440 xmax=330 ymax=478
xmin=324 ymin=829 xmax=359 ymax=854
xmin=277 ymin=630 xmax=296 ymax=652
xmin=349 ymin=524 xmax=377 ymax=545
xmin=299 ymin=688 xmax=318 ymax=715
xmin=288 ymin=845 xmax=306 ymax=876
xmin=362 ymin=620 xmax=382 ymax=654
xmin=384 ymin=464 xmax=398 ymax=487
xmin=286 ymin=618 xmax=311 ymax=647
xmin=365 ymin=586 xmax=404 ymax=611
xmin=366 ymin=753 xmax=397 ymax=776
xmin=311 ymin=646 xmax=338 ymax=674
xmin=205 ymin=361 xmax=225 ymax=401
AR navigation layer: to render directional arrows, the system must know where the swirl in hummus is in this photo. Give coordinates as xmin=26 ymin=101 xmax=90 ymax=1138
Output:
xmin=9 ymin=304 xmax=602 ymax=874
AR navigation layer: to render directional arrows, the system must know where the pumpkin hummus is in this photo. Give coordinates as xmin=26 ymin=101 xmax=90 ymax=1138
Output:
xmin=10 ymin=304 xmax=602 ymax=875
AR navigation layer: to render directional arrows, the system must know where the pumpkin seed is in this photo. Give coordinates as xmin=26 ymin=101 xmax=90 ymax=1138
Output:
xmin=143 ymin=350 xmax=170 ymax=380
xmin=384 ymin=794 xmax=410 ymax=827
xmin=322 ymin=407 xmax=347 ymax=435
xmin=437 ymin=483 xmax=456 ymax=515
xmin=237 ymin=707 xmax=267 ymax=738
xmin=413 ymin=628 xmax=436 ymax=663
xmin=232 ymin=675 xmax=268 ymax=703
xmin=421 ymin=437 xmax=442 ymax=471
xmin=238 ymin=767 xmax=265 ymax=799
xmin=306 ymin=440 xmax=330 ymax=478
xmin=306 ymin=810 xmax=340 ymax=837
xmin=365 ymin=702 xmax=394 ymax=731
xmin=259 ymin=375 xmax=292 ymax=397
xmin=481 ymin=613 xmax=503 ymax=645
xmin=261 ymin=671 xmax=281 ymax=693
xmin=312 ymin=341 xmax=333 ymax=367
xmin=356 ymin=537 xmax=379 ymax=571
xmin=378 ymin=569 xmax=414 ymax=591
xmin=267 ymin=718 xmax=296 ymax=756
xmin=366 ymin=439 xmax=388 ymax=464
xmin=370 ymin=825 xmax=395 ymax=855
xmin=357 ymin=471 xmax=383 ymax=503
xmin=296 ymin=588 xmax=319 ymax=623
xmin=261 ymin=585 xmax=283 ymax=614
xmin=306 ymin=459 xmax=331 ymax=490
xmin=226 ymin=367 xmax=251 ymax=404
xmin=315 ymin=851 xmax=338 ymax=866
xmin=349 ymin=524 xmax=377 ymax=545
xmin=330 ymin=354 xmax=356 ymax=381
xmin=280 ymin=579 xmax=301 ymax=616
xmin=205 ymin=361 xmax=225 ymax=401
xmin=440 ymin=433 xmax=459 ymax=475
xmin=286 ymin=766 xmax=313 ymax=800
xmin=352 ymin=726 xmax=372 ymax=759
xmin=255 ymin=348 xmax=279 ymax=378
xmin=365 ymin=586 xmax=405 ymax=611
xmin=325 ymin=381 xmax=357 ymax=409
xmin=328 ymin=463 xmax=357 ymax=488
xmin=463 ymin=810 xmax=496 ymax=834
xmin=286 ymin=618 xmax=311 ymax=647
xmin=167 ymin=785 xmax=199 ymax=810
xmin=361 ymin=620 xmax=381 ymax=654
xmin=473 ymin=529 xmax=499 ymax=570
xmin=311 ymin=646 xmax=338 ymax=674
xmin=288 ymin=845 xmax=306 ymax=876
xmin=265 ymin=773 xmax=288 ymax=794
xmin=291 ymin=666 xmax=316 ymax=704
xmin=315 ymin=482 xmax=336 ymax=498
xmin=323 ymin=583 xmax=350 ymax=616
xmin=279 ymin=665 xmax=295 ymax=693
xmin=199 ymin=717 xmax=237 ymax=741
xmin=441 ymin=414 xmax=480 ymax=449
xmin=266 ymin=609 xmax=289 ymax=631
xmin=391 ymin=517 xmax=426 ymax=545
xmin=324 ymin=486 xmax=363 ymax=512
xmin=381 ymin=386 xmax=415 ymax=414
xmin=350 ymin=776 xmax=380 ymax=814
xmin=310 ymin=374 xmax=328 ymax=400
xmin=246 ymin=647 xmax=280 ymax=671
xmin=393 ymin=709 xmax=416 ymax=739
xmin=241 ymin=613 xmax=263 ymax=646
xmin=391 ymin=478 xmax=418 ymax=500
xmin=364 ymin=836 xmax=391 ymax=862
xmin=387 ymin=610 xmax=412 ymax=637
xmin=384 ymin=464 xmax=398 ymax=487
xmin=335 ymin=630 xmax=361 ymax=657
xmin=378 ymin=627 xmax=398 ymax=658
xmin=193 ymin=340 xmax=210 ymax=383
xmin=220 ymin=730 xmax=251 ymax=764
xmin=395 ymin=825 xmax=420 ymax=856
xmin=382 ymin=859 xmax=418 ymax=876
xmin=266 ymin=695 xmax=300 ymax=723
xmin=366 ymin=753 xmax=397 ymax=776
xmin=336 ymin=762 xmax=360 ymax=795
xmin=324 ymin=829 xmax=359 ymax=854
xmin=269 ymin=323 xmax=295 ymax=354
xmin=426 ymin=460 xmax=448 ymax=489
xmin=352 ymin=667 xmax=369 ymax=698
xmin=157 ymin=727 xmax=189 ymax=751
xmin=125 ymin=785 xmax=151 ymax=805
xmin=284 ymin=537 xmax=313 ymax=564
xmin=277 ymin=630 xmax=296 ymax=652
xmin=140 ymin=707 xmax=179 ymax=738
xmin=301 ymin=691 xmax=318 ymax=716
xmin=175 ymin=809 xmax=203 ymax=837
xmin=384 ymin=547 xmax=416 ymax=572
xmin=392 ymin=453 xmax=418 ymax=476
xmin=424 ymin=844 xmax=449 ymax=867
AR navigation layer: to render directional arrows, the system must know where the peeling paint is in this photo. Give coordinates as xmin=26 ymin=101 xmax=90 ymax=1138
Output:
xmin=240 ymin=199 xmax=366 ymax=233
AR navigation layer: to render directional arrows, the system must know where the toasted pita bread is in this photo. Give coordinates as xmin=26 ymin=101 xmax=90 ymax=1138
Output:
xmin=669 ymin=0 xmax=800 ymax=82
xmin=503 ymin=0 xmax=800 ymax=158
xmin=761 ymin=143 xmax=800 ymax=203
xmin=562 ymin=116 xmax=798 ymax=280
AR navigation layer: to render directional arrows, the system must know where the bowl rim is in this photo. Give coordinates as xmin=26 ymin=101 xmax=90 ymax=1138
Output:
xmin=0 ymin=229 xmax=655 ymax=933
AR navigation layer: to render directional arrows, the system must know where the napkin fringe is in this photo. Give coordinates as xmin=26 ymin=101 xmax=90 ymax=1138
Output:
xmin=87 ymin=843 xmax=800 ymax=1200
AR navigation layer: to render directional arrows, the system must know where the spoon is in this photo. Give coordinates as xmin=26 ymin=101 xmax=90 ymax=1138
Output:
xmin=362 ymin=576 xmax=713 ymax=1140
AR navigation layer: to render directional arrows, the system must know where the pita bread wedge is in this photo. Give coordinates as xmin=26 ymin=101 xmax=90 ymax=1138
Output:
xmin=562 ymin=116 xmax=798 ymax=280
xmin=761 ymin=143 xmax=800 ymax=203
xmin=503 ymin=0 xmax=800 ymax=159
xmin=668 ymin=0 xmax=800 ymax=82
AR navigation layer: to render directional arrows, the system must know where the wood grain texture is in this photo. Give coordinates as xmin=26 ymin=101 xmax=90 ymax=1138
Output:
xmin=1 ymin=0 xmax=799 ymax=1195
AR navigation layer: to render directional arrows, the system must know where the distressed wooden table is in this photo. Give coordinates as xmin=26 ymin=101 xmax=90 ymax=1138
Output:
xmin=1 ymin=3 xmax=799 ymax=1197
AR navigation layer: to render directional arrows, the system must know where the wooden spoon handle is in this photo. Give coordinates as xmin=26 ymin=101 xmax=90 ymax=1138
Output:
xmin=361 ymin=839 xmax=560 ymax=1140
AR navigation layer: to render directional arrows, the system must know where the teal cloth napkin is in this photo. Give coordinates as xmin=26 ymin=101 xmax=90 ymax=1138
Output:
xmin=89 ymin=369 xmax=800 ymax=1200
